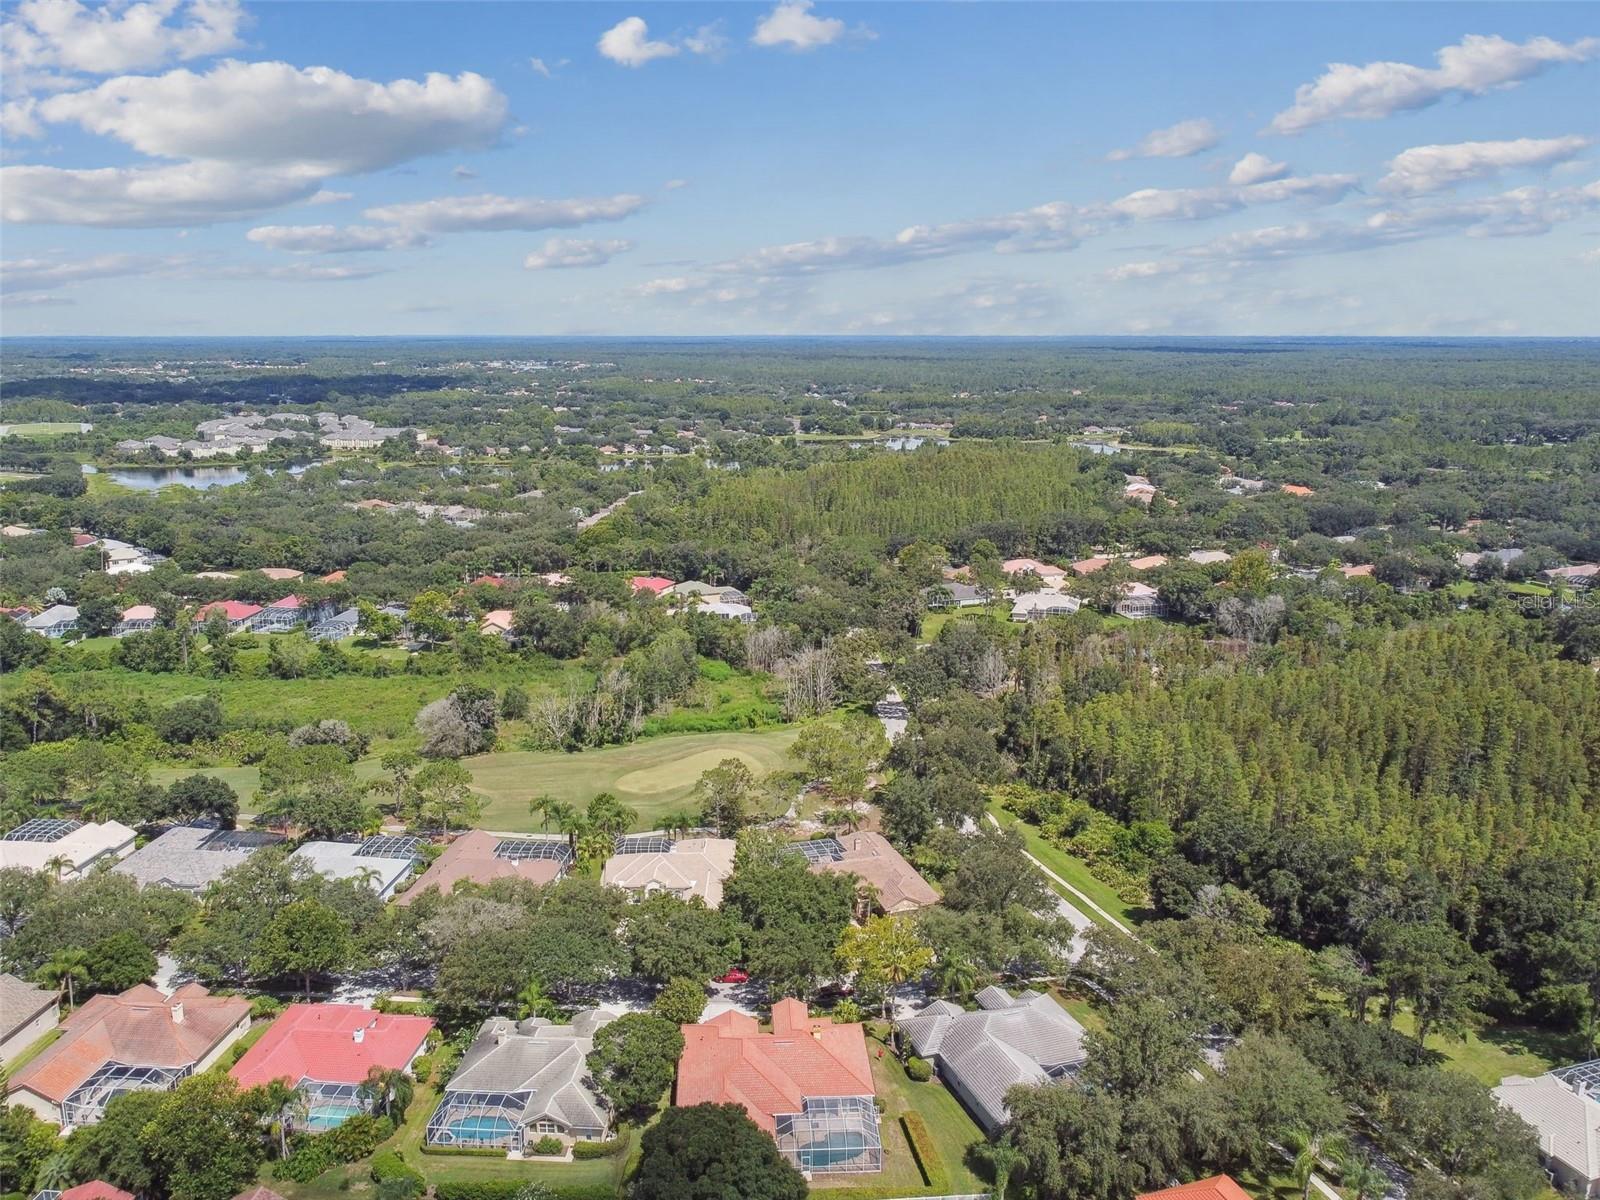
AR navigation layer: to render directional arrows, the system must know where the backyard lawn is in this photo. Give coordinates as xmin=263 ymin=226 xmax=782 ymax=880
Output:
xmin=465 ymin=726 xmax=802 ymax=830
xmin=1388 ymin=1010 xmax=1582 ymax=1086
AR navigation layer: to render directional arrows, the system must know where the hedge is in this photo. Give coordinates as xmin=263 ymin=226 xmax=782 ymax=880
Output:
xmin=904 ymin=1055 xmax=933 ymax=1082
xmin=899 ymin=1112 xmax=945 ymax=1190
xmin=434 ymin=1184 xmax=616 ymax=1200
xmin=571 ymin=1139 xmax=627 ymax=1159
xmin=419 ymin=1143 xmax=506 ymax=1158
xmin=530 ymin=1135 xmax=564 ymax=1156
xmin=370 ymin=1149 xmax=424 ymax=1187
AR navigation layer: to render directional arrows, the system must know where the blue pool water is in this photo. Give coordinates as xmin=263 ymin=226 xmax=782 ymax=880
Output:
xmin=446 ymin=1115 xmax=517 ymax=1143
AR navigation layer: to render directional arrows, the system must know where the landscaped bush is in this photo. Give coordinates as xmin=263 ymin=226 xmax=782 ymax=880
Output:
xmin=374 ymin=996 xmax=435 ymax=1017
xmin=370 ymin=1149 xmax=424 ymax=1188
xmin=571 ymin=1138 xmax=627 ymax=1159
xmin=435 ymin=1184 xmax=617 ymax=1200
xmin=273 ymin=1114 xmax=394 ymax=1182
xmin=904 ymin=1055 xmax=933 ymax=1082
xmin=419 ymin=1143 xmax=505 ymax=1158
xmin=899 ymin=1112 xmax=944 ymax=1189
xmin=530 ymin=1135 xmax=564 ymax=1156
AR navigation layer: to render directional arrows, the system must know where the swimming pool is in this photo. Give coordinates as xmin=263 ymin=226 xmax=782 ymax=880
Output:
xmin=443 ymin=1115 xmax=518 ymax=1144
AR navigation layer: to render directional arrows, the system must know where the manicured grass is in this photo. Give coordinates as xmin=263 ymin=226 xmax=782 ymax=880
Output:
xmin=2 ymin=1026 xmax=61 ymax=1073
xmin=987 ymin=802 xmax=1149 ymax=929
xmin=812 ymin=1038 xmax=985 ymax=1195
xmin=465 ymin=727 xmax=802 ymax=831
xmin=1388 ymin=1010 xmax=1582 ymax=1086
xmin=0 ymin=421 xmax=86 ymax=437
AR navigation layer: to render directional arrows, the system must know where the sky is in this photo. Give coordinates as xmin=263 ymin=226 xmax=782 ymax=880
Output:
xmin=1 ymin=1 xmax=1596 ymax=337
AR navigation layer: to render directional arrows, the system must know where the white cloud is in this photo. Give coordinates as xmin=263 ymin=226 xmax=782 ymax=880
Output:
xmin=523 ymin=237 xmax=633 ymax=269
xmin=1228 ymin=152 xmax=1289 ymax=186
xmin=1270 ymin=34 xmax=1600 ymax=134
xmin=528 ymin=56 xmax=567 ymax=78
xmin=1107 ymin=118 xmax=1221 ymax=162
xmin=1100 ymin=259 xmax=1185 ymax=282
xmin=2 ymin=0 xmax=245 ymax=84
xmin=663 ymin=178 xmax=688 ymax=190
xmin=633 ymin=276 xmax=693 ymax=296
xmin=0 ymin=160 xmax=322 ymax=226
xmin=306 ymin=189 xmax=353 ymax=205
xmin=597 ymin=17 xmax=679 ymax=67
xmin=752 ymin=1 xmax=858 ymax=51
xmin=364 ymin=192 xmax=647 ymax=233
xmin=245 ymin=224 xmax=431 ymax=253
xmin=213 ymin=261 xmax=386 ymax=282
xmin=33 ymin=60 xmax=508 ymax=173
xmin=684 ymin=22 xmax=729 ymax=58
xmin=2 ymin=292 xmax=75 ymax=307
xmin=1096 ymin=173 xmax=1358 ymax=222
xmin=1378 ymin=136 xmax=1592 ymax=195
xmin=2 ymin=251 xmax=187 ymax=292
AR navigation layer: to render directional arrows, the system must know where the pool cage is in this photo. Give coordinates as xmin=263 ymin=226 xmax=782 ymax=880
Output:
xmin=425 ymin=1089 xmax=532 ymax=1152
xmin=301 ymin=1080 xmax=371 ymax=1131
xmin=773 ymin=1095 xmax=882 ymax=1175
xmin=61 ymin=1062 xmax=187 ymax=1125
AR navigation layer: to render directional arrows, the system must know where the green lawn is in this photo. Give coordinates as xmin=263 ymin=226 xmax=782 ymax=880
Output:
xmin=987 ymin=802 xmax=1149 ymax=929
xmin=813 ymin=1038 xmax=986 ymax=1196
xmin=1 ymin=1026 xmax=61 ymax=1073
xmin=464 ymin=726 xmax=802 ymax=830
xmin=1388 ymin=1010 xmax=1582 ymax=1086
xmin=0 ymin=421 xmax=87 ymax=437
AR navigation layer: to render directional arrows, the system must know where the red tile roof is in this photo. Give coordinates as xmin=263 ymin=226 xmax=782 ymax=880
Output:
xmin=9 ymin=983 xmax=249 ymax=1104
xmin=320 ymin=570 xmax=347 ymax=583
xmin=230 ymin=1003 xmax=433 ymax=1090
xmin=629 ymin=575 xmax=674 ymax=595
xmin=232 ymin=1188 xmax=288 ymax=1200
xmin=61 ymin=1183 xmax=134 ymax=1200
xmin=266 ymin=594 xmax=303 ymax=610
xmin=676 ymin=998 xmax=874 ymax=1134
xmin=72 ymin=533 xmax=99 ymax=548
xmin=197 ymin=600 xmax=262 ymax=622
xmin=1137 ymin=1176 xmax=1253 ymax=1200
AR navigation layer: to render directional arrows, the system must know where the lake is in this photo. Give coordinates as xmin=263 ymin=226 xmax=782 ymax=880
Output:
xmin=85 ymin=461 xmax=322 ymax=491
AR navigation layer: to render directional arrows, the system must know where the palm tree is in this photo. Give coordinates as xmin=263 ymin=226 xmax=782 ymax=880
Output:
xmin=37 ymin=947 xmax=90 ymax=1008
xmin=353 ymin=865 xmax=384 ymax=892
xmin=43 ymin=854 xmax=72 ymax=881
xmin=551 ymin=803 xmax=583 ymax=851
xmin=360 ymin=1065 xmax=414 ymax=1122
xmin=528 ymin=794 xmax=559 ymax=831
xmin=660 ymin=810 xmax=696 ymax=840
xmin=933 ymin=956 xmax=979 ymax=1002
xmin=1288 ymin=1127 xmax=1352 ymax=1200
xmin=577 ymin=828 xmax=613 ymax=868
xmin=255 ymin=1078 xmax=306 ymax=1158
xmin=1339 ymin=1155 xmax=1390 ymax=1200
xmin=34 ymin=1148 xmax=74 ymax=1192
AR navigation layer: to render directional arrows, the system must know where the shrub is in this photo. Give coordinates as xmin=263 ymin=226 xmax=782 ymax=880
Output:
xmin=900 ymin=1112 xmax=943 ymax=1189
xmin=530 ymin=1135 xmax=564 ymax=1156
xmin=904 ymin=1055 xmax=933 ymax=1082
xmin=370 ymin=1149 xmax=424 ymax=1188
xmin=571 ymin=1138 xmax=626 ymax=1159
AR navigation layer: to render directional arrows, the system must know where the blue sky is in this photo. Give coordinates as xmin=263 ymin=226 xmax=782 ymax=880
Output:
xmin=2 ymin=1 xmax=1596 ymax=335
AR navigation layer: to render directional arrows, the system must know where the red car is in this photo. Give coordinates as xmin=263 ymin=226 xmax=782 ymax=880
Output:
xmin=715 ymin=968 xmax=749 ymax=984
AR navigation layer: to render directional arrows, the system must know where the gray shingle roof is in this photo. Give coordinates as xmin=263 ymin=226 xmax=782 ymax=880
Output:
xmin=114 ymin=825 xmax=285 ymax=892
xmin=0 ymin=972 xmax=56 ymax=1042
xmin=445 ymin=1011 xmax=620 ymax=1134
xmin=1494 ymin=1068 xmax=1600 ymax=1189
xmin=901 ymin=989 xmax=1086 ymax=1131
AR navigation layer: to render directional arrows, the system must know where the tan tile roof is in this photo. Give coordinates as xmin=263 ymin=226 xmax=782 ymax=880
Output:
xmin=602 ymin=838 xmax=736 ymax=908
xmin=809 ymin=831 xmax=937 ymax=913
xmin=9 ymin=983 xmax=249 ymax=1103
xmin=394 ymin=830 xmax=562 ymax=906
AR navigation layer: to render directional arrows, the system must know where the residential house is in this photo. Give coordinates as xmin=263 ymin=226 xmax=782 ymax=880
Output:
xmin=319 ymin=570 xmax=348 ymax=584
xmin=1280 ymin=483 xmax=1316 ymax=497
xmin=289 ymin=837 xmax=422 ymax=900
xmin=479 ymin=609 xmax=516 ymax=639
xmin=677 ymin=998 xmax=881 ymax=1174
xmin=426 ymin=1009 xmax=620 ymax=1151
xmin=901 ymin=987 xmax=1088 ymax=1132
xmin=1339 ymin=564 xmax=1375 ymax=579
xmin=258 ymin=567 xmax=304 ymax=582
xmin=798 ymin=831 xmax=938 ymax=914
xmin=0 ymin=818 xmax=136 ymax=879
xmin=1493 ymin=1062 xmax=1600 ymax=1198
xmin=1128 ymin=555 xmax=1168 ymax=571
xmin=1115 ymin=581 xmax=1165 ymax=620
xmin=629 ymin=575 xmax=675 ymax=597
xmin=1456 ymin=548 xmax=1524 ymax=571
xmin=665 ymin=580 xmax=746 ymax=604
xmin=1186 ymin=549 xmax=1232 ymax=565
xmin=924 ymin=581 xmax=986 ymax=610
xmin=0 ymin=974 xmax=58 ymax=1063
xmin=253 ymin=595 xmax=308 ymax=633
xmin=1 ymin=525 xmax=42 ymax=537
xmin=113 ymin=604 xmax=158 ymax=636
xmin=874 ymin=690 xmax=909 ymax=743
xmin=603 ymin=837 xmax=737 ymax=908
xmin=1546 ymin=564 xmax=1599 ymax=588
xmin=1071 ymin=556 xmax=1111 ymax=576
xmin=1123 ymin=476 xmax=1157 ymax=504
xmin=1010 ymin=592 xmax=1083 ymax=622
xmin=698 ymin=601 xmax=755 ymax=622
xmin=395 ymin=831 xmax=571 ymax=906
xmin=231 ymin=1004 xmax=434 ymax=1130
xmin=7 ymin=983 xmax=250 ymax=1127
xmin=1219 ymin=475 xmax=1267 ymax=495
xmin=115 ymin=825 xmax=286 ymax=894
xmin=1002 ymin=558 xmax=1068 ymax=585
xmin=24 ymin=605 xmax=79 ymax=639
xmin=195 ymin=600 xmax=262 ymax=631
xmin=1136 ymin=1178 xmax=1253 ymax=1200
xmin=310 ymin=607 xmax=359 ymax=642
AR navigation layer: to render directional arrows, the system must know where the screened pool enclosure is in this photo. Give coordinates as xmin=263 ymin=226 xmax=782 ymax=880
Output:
xmin=61 ymin=1062 xmax=188 ymax=1125
xmin=425 ymin=1090 xmax=533 ymax=1151
xmin=773 ymin=1095 xmax=883 ymax=1174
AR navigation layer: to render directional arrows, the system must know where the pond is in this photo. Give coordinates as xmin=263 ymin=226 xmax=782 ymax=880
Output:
xmin=84 ymin=461 xmax=322 ymax=491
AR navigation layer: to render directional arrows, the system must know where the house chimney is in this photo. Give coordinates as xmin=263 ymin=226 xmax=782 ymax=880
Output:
xmin=353 ymin=1027 xmax=365 ymax=1043
xmin=171 ymin=1002 xmax=185 ymax=1025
